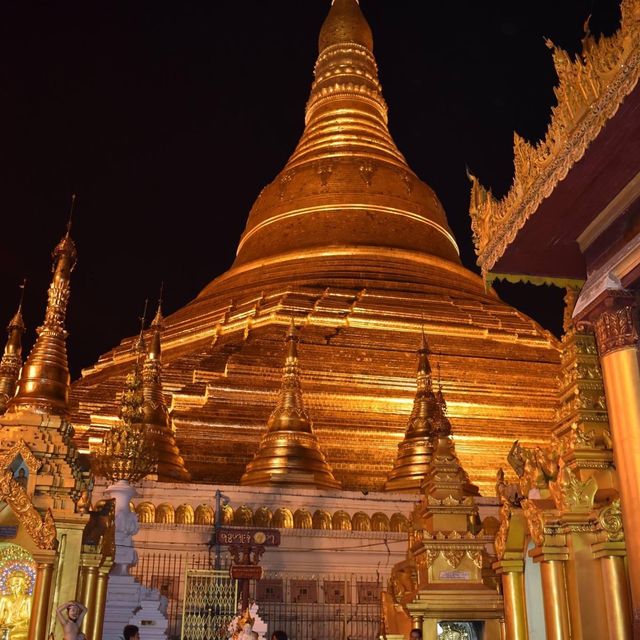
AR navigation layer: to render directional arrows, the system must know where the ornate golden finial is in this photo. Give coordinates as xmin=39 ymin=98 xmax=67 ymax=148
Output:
xmin=0 ymin=282 xmax=27 ymax=413
xmin=233 ymin=0 xmax=459 ymax=266
xmin=141 ymin=291 xmax=191 ymax=482
xmin=92 ymin=309 xmax=157 ymax=484
xmin=385 ymin=330 xmax=440 ymax=491
xmin=241 ymin=320 xmax=341 ymax=489
xmin=8 ymin=210 xmax=77 ymax=416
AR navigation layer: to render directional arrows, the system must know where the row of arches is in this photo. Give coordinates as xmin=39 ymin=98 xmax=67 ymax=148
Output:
xmin=135 ymin=502 xmax=410 ymax=532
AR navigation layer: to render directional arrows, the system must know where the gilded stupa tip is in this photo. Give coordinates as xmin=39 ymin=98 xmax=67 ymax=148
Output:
xmin=319 ymin=0 xmax=373 ymax=53
xmin=8 ymin=280 xmax=26 ymax=333
xmin=148 ymin=293 xmax=164 ymax=362
xmin=7 ymin=216 xmax=75 ymax=416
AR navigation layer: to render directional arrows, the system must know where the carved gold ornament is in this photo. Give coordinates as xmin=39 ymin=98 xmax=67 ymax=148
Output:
xmin=0 ymin=471 xmax=56 ymax=549
xmin=468 ymin=0 xmax=640 ymax=277
xmin=521 ymin=499 xmax=545 ymax=546
xmin=598 ymin=499 xmax=624 ymax=542
xmin=593 ymin=297 xmax=639 ymax=355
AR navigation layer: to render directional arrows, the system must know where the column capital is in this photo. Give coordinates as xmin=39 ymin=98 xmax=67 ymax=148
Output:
xmin=492 ymin=558 xmax=525 ymax=574
xmin=576 ymin=287 xmax=638 ymax=356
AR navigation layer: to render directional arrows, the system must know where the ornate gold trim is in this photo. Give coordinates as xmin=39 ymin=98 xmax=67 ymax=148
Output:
xmin=469 ymin=0 xmax=640 ymax=276
xmin=0 ymin=439 xmax=41 ymax=473
xmin=593 ymin=294 xmax=639 ymax=355
xmin=0 ymin=470 xmax=57 ymax=549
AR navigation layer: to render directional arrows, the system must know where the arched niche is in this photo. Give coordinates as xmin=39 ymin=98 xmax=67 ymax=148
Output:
xmin=272 ymin=508 xmax=293 ymax=529
xmin=176 ymin=504 xmax=194 ymax=525
xmin=390 ymin=513 xmax=409 ymax=533
xmin=371 ymin=512 xmax=390 ymax=532
xmin=156 ymin=503 xmax=175 ymax=525
xmin=0 ymin=542 xmax=36 ymax=639
xmin=234 ymin=505 xmax=253 ymax=526
xmin=293 ymin=509 xmax=312 ymax=529
xmin=332 ymin=510 xmax=352 ymax=531
xmin=220 ymin=504 xmax=234 ymax=525
xmin=253 ymin=507 xmax=272 ymax=528
xmin=194 ymin=504 xmax=214 ymax=526
xmin=312 ymin=510 xmax=332 ymax=530
xmin=136 ymin=502 xmax=156 ymax=524
xmin=352 ymin=511 xmax=371 ymax=532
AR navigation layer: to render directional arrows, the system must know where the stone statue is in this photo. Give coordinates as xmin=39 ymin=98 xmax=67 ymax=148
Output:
xmin=13 ymin=469 xmax=27 ymax=492
xmin=0 ymin=571 xmax=32 ymax=640
xmin=55 ymin=600 xmax=87 ymax=640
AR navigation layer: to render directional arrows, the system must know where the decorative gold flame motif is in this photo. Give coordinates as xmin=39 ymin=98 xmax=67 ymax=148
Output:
xmin=241 ymin=320 xmax=341 ymax=489
xmin=234 ymin=0 xmax=460 ymax=267
xmin=0 ymin=298 xmax=25 ymax=413
xmin=141 ymin=302 xmax=190 ymax=481
xmin=92 ymin=335 xmax=157 ymax=484
xmin=468 ymin=0 xmax=640 ymax=277
xmin=8 ymin=228 xmax=76 ymax=415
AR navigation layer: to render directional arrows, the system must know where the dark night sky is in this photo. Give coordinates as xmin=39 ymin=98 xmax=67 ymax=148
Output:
xmin=0 ymin=0 xmax=622 ymax=378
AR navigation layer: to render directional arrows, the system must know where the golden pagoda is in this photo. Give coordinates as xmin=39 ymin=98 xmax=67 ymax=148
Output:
xmin=385 ymin=332 xmax=437 ymax=492
xmin=241 ymin=319 xmax=340 ymax=489
xmin=0 ymin=290 xmax=25 ymax=413
xmin=140 ymin=301 xmax=191 ymax=482
xmin=71 ymin=0 xmax=560 ymax=494
xmin=8 ymin=222 xmax=76 ymax=416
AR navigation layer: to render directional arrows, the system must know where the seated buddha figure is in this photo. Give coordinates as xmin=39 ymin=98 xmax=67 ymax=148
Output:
xmin=0 ymin=571 xmax=32 ymax=640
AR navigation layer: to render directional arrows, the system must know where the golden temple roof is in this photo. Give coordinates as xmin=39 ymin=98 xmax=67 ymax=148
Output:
xmin=468 ymin=0 xmax=640 ymax=278
xmin=233 ymin=0 xmax=460 ymax=268
xmin=8 ymin=223 xmax=76 ymax=416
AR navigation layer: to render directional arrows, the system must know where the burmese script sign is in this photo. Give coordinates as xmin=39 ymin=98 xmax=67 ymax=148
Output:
xmin=215 ymin=527 xmax=281 ymax=547
xmin=230 ymin=565 xmax=264 ymax=581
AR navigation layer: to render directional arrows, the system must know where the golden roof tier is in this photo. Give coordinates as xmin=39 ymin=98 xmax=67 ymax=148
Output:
xmin=8 ymin=223 xmax=76 ymax=416
xmin=71 ymin=1 xmax=561 ymax=495
xmin=233 ymin=0 xmax=460 ymax=267
xmin=240 ymin=320 xmax=340 ymax=489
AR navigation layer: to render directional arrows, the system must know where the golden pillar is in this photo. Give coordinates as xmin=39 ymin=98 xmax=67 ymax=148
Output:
xmin=77 ymin=552 xmax=101 ymax=636
xmin=593 ymin=541 xmax=632 ymax=639
xmin=530 ymin=548 xmax=571 ymax=640
xmin=494 ymin=559 xmax=528 ymax=640
xmin=585 ymin=289 xmax=640 ymax=629
xmin=29 ymin=552 xmax=56 ymax=640
xmin=92 ymin=559 xmax=113 ymax=640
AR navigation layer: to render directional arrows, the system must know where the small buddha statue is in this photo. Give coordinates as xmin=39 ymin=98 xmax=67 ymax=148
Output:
xmin=0 ymin=571 xmax=32 ymax=640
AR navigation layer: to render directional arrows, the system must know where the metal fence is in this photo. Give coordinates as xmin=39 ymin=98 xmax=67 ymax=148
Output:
xmin=131 ymin=553 xmax=383 ymax=640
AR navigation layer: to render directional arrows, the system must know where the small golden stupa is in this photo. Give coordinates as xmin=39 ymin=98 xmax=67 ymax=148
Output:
xmin=241 ymin=320 xmax=340 ymax=489
xmin=72 ymin=0 xmax=559 ymax=493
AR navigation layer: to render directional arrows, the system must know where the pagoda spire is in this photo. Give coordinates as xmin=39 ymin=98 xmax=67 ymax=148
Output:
xmin=233 ymin=0 xmax=459 ymax=267
xmin=385 ymin=330 xmax=440 ymax=491
xmin=0 ymin=284 xmax=26 ymax=413
xmin=141 ymin=295 xmax=191 ymax=481
xmin=241 ymin=319 xmax=341 ymax=489
xmin=422 ymin=379 xmax=479 ymax=500
xmin=8 ymin=211 xmax=77 ymax=416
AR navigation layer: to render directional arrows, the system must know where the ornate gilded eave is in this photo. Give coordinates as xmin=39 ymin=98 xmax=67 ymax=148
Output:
xmin=469 ymin=0 xmax=640 ymax=278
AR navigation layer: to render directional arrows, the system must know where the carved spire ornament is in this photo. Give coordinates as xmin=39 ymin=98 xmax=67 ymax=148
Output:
xmin=241 ymin=319 xmax=340 ymax=489
xmin=92 ymin=317 xmax=157 ymax=484
xmin=0 ymin=284 xmax=26 ymax=413
xmin=8 ymin=214 xmax=77 ymax=415
xmin=234 ymin=0 xmax=459 ymax=266
xmin=141 ymin=297 xmax=190 ymax=481
xmin=385 ymin=331 xmax=439 ymax=491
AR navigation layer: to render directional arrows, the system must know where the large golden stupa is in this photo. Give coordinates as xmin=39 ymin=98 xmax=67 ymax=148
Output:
xmin=71 ymin=0 xmax=559 ymax=493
